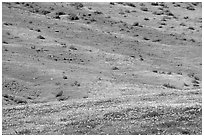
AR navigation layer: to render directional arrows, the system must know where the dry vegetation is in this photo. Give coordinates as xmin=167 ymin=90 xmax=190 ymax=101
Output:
xmin=2 ymin=2 xmax=202 ymax=135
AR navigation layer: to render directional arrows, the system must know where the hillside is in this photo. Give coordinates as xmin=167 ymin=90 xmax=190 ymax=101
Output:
xmin=2 ymin=2 xmax=202 ymax=135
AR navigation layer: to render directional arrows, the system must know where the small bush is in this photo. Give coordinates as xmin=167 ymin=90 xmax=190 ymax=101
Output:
xmin=110 ymin=2 xmax=115 ymax=5
xmin=132 ymin=22 xmax=139 ymax=26
xmin=69 ymin=45 xmax=77 ymax=50
xmin=125 ymin=2 xmax=136 ymax=7
xmin=160 ymin=22 xmax=166 ymax=25
xmin=63 ymin=75 xmax=68 ymax=79
xmin=56 ymin=11 xmax=66 ymax=16
xmin=180 ymin=23 xmax=186 ymax=26
xmin=94 ymin=10 xmax=103 ymax=15
xmin=119 ymin=11 xmax=125 ymax=15
xmin=184 ymin=16 xmax=189 ymax=19
xmin=37 ymin=35 xmax=45 ymax=39
xmin=186 ymin=6 xmax=195 ymax=10
xmin=125 ymin=10 xmax=130 ymax=13
xmin=139 ymin=3 xmax=145 ymax=6
xmin=144 ymin=17 xmax=149 ymax=21
xmin=112 ymin=66 xmax=119 ymax=70
xmin=41 ymin=10 xmax=51 ymax=15
xmin=140 ymin=7 xmax=148 ymax=11
xmin=152 ymin=39 xmax=161 ymax=42
xmin=68 ymin=13 xmax=79 ymax=20
xmin=70 ymin=2 xmax=83 ymax=9
xmin=143 ymin=37 xmax=150 ymax=40
xmin=151 ymin=2 xmax=159 ymax=6
xmin=72 ymin=81 xmax=80 ymax=86
xmin=152 ymin=11 xmax=164 ymax=15
xmin=165 ymin=11 xmax=174 ymax=16
xmin=188 ymin=27 xmax=195 ymax=30
xmin=152 ymin=70 xmax=158 ymax=73
xmin=163 ymin=83 xmax=176 ymax=89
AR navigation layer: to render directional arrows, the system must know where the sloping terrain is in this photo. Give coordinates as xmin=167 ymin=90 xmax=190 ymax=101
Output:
xmin=2 ymin=2 xmax=202 ymax=135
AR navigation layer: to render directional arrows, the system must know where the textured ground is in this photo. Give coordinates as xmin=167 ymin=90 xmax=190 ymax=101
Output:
xmin=2 ymin=2 xmax=202 ymax=135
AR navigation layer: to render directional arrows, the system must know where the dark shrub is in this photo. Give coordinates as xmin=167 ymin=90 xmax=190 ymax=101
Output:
xmin=112 ymin=66 xmax=119 ymax=70
xmin=163 ymin=83 xmax=176 ymax=89
xmin=151 ymin=2 xmax=159 ymax=6
xmin=56 ymin=11 xmax=66 ymax=16
xmin=125 ymin=2 xmax=136 ymax=7
xmin=188 ymin=27 xmax=195 ymax=30
xmin=37 ymin=35 xmax=45 ymax=39
xmin=68 ymin=13 xmax=79 ymax=20
xmin=132 ymin=22 xmax=139 ymax=26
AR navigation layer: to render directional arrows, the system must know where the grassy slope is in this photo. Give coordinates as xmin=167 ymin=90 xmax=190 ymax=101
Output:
xmin=2 ymin=2 xmax=202 ymax=135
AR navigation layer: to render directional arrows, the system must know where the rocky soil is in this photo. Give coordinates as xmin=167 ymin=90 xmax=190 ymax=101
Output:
xmin=2 ymin=2 xmax=202 ymax=135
